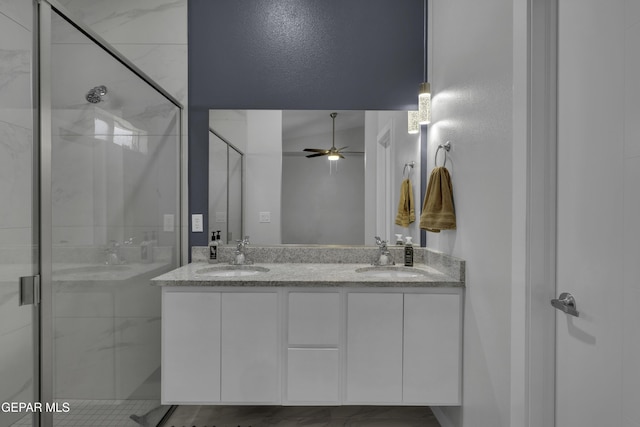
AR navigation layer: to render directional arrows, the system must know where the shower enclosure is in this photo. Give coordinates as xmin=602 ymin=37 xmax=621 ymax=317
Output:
xmin=1 ymin=1 xmax=183 ymax=426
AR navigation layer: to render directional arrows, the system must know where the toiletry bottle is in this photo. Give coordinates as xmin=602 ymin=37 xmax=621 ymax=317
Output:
xmin=404 ymin=236 xmax=414 ymax=267
xmin=149 ymin=230 xmax=157 ymax=262
xmin=140 ymin=232 xmax=150 ymax=263
xmin=395 ymin=234 xmax=404 ymax=246
xmin=208 ymin=231 xmax=219 ymax=264
xmin=216 ymin=230 xmax=222 ymax=245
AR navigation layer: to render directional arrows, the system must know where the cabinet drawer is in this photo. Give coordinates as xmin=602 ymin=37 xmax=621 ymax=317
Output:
xmin=288 ymin=292 xmax=340 ymax=346
xmin=286 ymin=348 xmax=340 ymax=403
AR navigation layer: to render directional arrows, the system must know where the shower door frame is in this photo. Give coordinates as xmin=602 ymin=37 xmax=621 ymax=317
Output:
xmin=36 ymin=1 xmax=184 ymax=425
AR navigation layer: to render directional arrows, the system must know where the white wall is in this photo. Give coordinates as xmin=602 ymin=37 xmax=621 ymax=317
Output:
xmin=282 ymin=127 xmax=365 ymax=245
xmin=245 ymin=110 xmax=282 ymax=244
xmin=621 ymin=2 xmax=640 ymax=423
xmin=427 ymin=0 xmax=513 ymax=426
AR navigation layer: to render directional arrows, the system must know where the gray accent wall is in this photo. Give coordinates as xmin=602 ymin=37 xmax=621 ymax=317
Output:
xmin=188 ymin=0 xmax=425 ymax=249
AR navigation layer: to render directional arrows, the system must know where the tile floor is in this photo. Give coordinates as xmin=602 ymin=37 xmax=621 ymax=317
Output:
xmin=161 ymin=405 xmax=442 ymax=427
xmin=11 ymin=399 xmax=166 ymax=427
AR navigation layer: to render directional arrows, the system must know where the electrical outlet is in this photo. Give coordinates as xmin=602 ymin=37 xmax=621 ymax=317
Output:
xmin=259 ymin=212 xmax=271 ymax=223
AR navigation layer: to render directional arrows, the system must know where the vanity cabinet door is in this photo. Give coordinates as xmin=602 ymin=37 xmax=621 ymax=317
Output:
xmin=403 ymin=293 xmax=462 ymax=404
xmin=220 ymin=292 xmax=279 ymax=403
xmin=162 ymin=290 xmax=221 ymax=404
xmin=345 ymin=292 xmax=403 ymax=403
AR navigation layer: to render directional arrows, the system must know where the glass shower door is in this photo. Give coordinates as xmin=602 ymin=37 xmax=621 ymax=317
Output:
xmin=0 ymin=1 xmax=38 ymax=426
xmin=43 ymin=6 xmax=181 ymax=427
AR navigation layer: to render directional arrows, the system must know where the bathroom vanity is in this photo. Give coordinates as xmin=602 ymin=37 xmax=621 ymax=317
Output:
xmin=152 ymin=246 xmax=465 ymax=407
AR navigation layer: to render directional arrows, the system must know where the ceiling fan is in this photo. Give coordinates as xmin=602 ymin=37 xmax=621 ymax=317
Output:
xmin=303 ymin=112 xmax=350 ymax=160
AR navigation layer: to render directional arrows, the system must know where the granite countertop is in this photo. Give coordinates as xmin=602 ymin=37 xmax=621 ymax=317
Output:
xmin=151 ymin=262 xmax=464 ymax=288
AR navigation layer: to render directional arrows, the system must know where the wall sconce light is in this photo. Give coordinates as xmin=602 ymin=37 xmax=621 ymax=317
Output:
xmin=418 ymin=82 xmax=431 ymax=125
xmin=408 ymin=110 xmax=420 ymax=134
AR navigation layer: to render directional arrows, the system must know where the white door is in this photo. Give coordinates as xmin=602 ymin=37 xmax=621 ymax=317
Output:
xmin=555 ymin=0 xmax=640 ymax=425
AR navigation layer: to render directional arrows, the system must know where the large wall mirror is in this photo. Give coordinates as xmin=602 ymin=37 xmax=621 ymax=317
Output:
xmin=209 ymin=110 xmax=422 ymax=246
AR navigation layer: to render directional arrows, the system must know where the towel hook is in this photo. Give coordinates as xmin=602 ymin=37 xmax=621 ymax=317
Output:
xmin=403 ymin=161 xmax=415 ymax=179
xmin=435 ymin=141 xmax=451 ymax=168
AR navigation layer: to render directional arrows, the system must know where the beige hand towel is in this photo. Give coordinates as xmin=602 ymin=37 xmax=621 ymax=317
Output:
xmin=419 ymin=167 xmax=456 ymax=232
xmin=395 ymin=178 xmax=415 ymax=227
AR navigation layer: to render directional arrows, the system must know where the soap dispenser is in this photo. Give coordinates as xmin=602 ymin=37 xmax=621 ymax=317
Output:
xmin=208 ymin=231 xmax=219 ymax=264
xmin=404 ymin=236 xmax=414 ymax=267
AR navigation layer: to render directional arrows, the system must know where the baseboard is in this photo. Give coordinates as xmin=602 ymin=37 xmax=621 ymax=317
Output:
xmin=432 ymin=407 xmax=456 ymax=427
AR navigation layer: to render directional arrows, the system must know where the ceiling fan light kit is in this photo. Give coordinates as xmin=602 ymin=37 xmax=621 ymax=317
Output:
xmin=303 ymin=112 xmax=348 ymax=161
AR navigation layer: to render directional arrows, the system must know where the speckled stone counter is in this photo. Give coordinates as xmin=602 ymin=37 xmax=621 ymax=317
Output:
xmin=152 ymin=245 xmax=465 ymax=288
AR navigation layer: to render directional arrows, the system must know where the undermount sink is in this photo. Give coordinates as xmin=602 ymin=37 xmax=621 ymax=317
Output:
xmin=355 ymin=266 xmax=430 ymax=279
xmin=195 ymin=265 xmax=270 ymax=277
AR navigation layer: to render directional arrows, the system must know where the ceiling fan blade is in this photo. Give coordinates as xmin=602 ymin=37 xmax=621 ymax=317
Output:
xmin=306 ymin=152 xmax=328 ymax=158
xmin=341 ymin=151 xmax=365 ymax=154
xmin=336 ymin=146 xmax=349 ymax=152
xmin=303 ymin=148 xmax=328 ymax=153
xmin=338 ymin=153 xmax=345 ymax=159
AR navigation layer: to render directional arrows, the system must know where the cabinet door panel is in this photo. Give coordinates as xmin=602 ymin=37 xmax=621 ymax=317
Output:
xmin=288 ymin=292 xmax=340 ymax=345
xmin=403 ymin=293 xmax=461 ymax=404
xmin=287 ymin=348 xmax=340 ymax=403
xmin=346 ymin=293 xmax=403 ymax=403
xmin=221 ymin=292 xmax=279 ymax=403
xmin=162 ymin=290 xmax=221 ymax=403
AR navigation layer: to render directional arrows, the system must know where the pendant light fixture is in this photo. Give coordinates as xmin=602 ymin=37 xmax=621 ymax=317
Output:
xmin=407 ymin=0 xmax=431 ymax=133
xmin=408 ymin=110 xmax=420 ymax=134
xmin=418 ymin=0 xmax=431 ymax=125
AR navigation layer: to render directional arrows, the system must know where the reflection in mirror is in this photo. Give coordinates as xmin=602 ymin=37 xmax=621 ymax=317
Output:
xmin=209 ymin=110 xmax=421 ymax=246
xmin=208 ymin=129 xmax=243 ymax=244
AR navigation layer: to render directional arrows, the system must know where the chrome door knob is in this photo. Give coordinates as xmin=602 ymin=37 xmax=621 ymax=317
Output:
xmin=551 ymin=292 xmax=579 ymax=317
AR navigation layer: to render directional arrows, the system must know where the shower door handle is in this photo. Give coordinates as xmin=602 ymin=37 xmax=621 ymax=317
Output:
xmin=551 ymin=292 xmax=579 ymax=317
xmin=19 ymin=275 xmax=40 ymax=306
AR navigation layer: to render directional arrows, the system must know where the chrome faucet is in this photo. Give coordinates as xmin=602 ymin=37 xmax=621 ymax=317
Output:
xmin=372 ymin=236 xmax=395 ymax=266
xmin=232 ymin=236 xmax=252 ymax=265
xmin=105 ymin=240 xmax=124 ymax=265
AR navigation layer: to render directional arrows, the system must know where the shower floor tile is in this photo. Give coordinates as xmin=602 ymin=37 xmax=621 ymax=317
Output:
xmin=11 ymin=399 xmax=165 ymax=427
xmin=161 ymin=405 xmax=441 ymax=427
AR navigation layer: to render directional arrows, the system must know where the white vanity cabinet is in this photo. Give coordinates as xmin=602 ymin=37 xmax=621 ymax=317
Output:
xmin=220 ymin=292 xmax=279 ymax=403
xmin=345 ymin=291 xmax=462 ymax=405
xmin=162 ymin=289 xmax=279 ymax=405
xmin=162 ymin=287 xmax=462 ymax=406
xmin=162 ymin=290 xmax=221 ymax=403
xmin=346 ymin=293 xmax=404 ymax=403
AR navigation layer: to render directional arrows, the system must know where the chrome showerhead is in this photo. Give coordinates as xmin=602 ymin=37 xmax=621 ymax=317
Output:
xmin=86 ymin=85 xmax=108 ymax=103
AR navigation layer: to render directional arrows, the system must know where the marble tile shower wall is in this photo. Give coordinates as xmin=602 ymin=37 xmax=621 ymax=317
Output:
xmin=57 ymin=0 xmax=189 ymax=259
xmin=49 ymin=6 xmax=183 ymax=249
xmin=0 ymin=2 xmax=35 ymax=425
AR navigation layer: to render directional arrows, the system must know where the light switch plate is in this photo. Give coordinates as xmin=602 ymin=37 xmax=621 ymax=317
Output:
xmin=192 ymin=214 xmax=204 ymax=232
xmin=163 ymin=214 xmax=175 ymax=232
xmin=259 ymin=212 xmax=271 ymax=223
